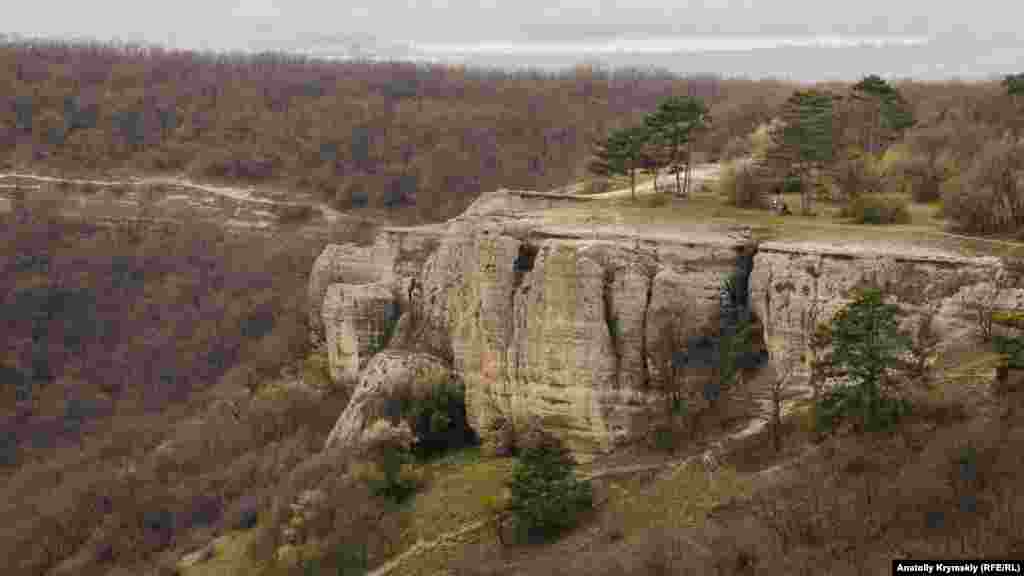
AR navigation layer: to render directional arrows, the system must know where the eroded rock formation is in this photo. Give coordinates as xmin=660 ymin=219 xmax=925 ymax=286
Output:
xmin=311 ymin=189 xmax=1024 ymax=457
xmin=313 ymin=190 xmax=755 ymax=456
xmin=324 ymin=350 xmax=452 ymax=452
xmin=750 ymin=241 xmax=1024 ymax=403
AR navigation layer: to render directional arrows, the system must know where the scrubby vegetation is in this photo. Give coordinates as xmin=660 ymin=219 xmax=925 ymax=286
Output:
xmin=839 ymin=194 xmax=912 ymax=225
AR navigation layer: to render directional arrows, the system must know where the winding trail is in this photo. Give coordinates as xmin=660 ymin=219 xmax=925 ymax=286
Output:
xmin=0 ymin=171 xmax=346 ymax=223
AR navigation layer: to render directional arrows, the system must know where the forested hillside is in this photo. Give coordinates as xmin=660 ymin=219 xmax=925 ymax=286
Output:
xmin=0 ymin=38 xmax=798 ymax=222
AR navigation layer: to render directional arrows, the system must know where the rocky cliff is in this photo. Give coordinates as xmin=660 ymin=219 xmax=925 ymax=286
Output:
xmin=310 ymin=189 xmax=1024 ymax=457
xmin=751 ymin=241 xmax=1023 ymax=403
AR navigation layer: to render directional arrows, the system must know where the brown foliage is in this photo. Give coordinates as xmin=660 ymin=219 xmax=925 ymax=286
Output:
xmin=1 ymin=39 xmax=807 ymax=223
xmin=838 ymin=194 xmax=912 ymax=225
xmin=942 ymin=136 xmax=1024 ymax=235
xmin=0 ymin=206 xmax=346 ymax=575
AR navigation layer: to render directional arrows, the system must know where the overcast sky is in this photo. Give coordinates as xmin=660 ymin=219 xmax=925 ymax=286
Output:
xmin=6 ymin=1 xmax=1022 ymax=79
xmin=9 ymin=1 xmax=1015 ymax=48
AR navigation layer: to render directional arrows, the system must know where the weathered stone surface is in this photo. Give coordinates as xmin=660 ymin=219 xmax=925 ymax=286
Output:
xmin=750 ymin=242 xmax=1023 ymax=415
xmin=313 ymin=189 xmax=1024 ymax=458
xmin=322 ymin=282 xmax=398 ymax=385
xmin=314 ymin=209 xmax=748 ymax=455
xmin=323 ymin=351 xmax=452 ymax=452
xmin=309 ymin=243 xmax=387 ymax=346
xmin=308 ymin=228 xmax=442 ymax=347
xmin=177 ymin=544 xmax=215 ymax=571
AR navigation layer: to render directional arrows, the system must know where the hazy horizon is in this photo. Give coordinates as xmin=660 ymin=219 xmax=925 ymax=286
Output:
xmin=3 ymin=0 xmax=1021 ymax=81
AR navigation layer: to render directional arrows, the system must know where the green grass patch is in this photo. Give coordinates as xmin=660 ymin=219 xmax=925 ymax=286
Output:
xmin=993 ymin=309 xmax=1024 ymax=329
xmin=397 ymin=453 xmax=517 ymax=550
xmin=606 ymin=462 xmax=752 ymax=539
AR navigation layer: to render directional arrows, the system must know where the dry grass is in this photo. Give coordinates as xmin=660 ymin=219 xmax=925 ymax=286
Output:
xmin=178 ymin=530 xmax=262 ymax=576
xmin=540 ymin=184 xmax=1024 ymax=259
xmin=399 ymin=449 xmax=515 ymax=547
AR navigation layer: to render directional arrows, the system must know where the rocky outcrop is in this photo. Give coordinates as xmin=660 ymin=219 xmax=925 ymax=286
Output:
xmin=324 ymin=351 xmax=453 ymax=452
xmin=308 ymin=228 xmax=441 ymax=347
xmin=322 ymin=282 xmax=399 ymax=385
xmin=312 ymin=189 xmax=1024 ymax=457
xmin=750 ymin=241 xmax=1024 ymax=409
xmin=314 ymin=190 xmax=755 ymax=456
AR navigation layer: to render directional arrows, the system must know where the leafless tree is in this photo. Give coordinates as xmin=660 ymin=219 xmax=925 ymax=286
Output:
xmin=769 ymin=361 xmax=793 ymax=454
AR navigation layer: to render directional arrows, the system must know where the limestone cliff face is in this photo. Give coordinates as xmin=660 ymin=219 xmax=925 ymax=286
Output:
xmin=312 ymin=190 xmax=752 ymax=455
xmin=750 ymin=241 xmax=1023 ymax=407
xmin=311 ymin=190 xmax=1024 ymax=457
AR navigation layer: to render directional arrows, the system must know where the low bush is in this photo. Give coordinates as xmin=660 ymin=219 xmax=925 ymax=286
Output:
xmin=782 ymin=175 xmax=802 ymax=194
xmin=833 ymin=152 xmax=885 ymax=200
xmin=839 ymin=195 xmax=911 ymax=225
xmin=718 ymin=160 xmax=769 ymax=208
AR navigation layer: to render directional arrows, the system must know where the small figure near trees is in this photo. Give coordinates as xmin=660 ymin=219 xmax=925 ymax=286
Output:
xmin=769 ymin=187 xmax=791 ymax=215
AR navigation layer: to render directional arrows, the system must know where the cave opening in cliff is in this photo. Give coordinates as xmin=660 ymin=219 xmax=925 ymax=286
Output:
xmin=514 ymin=242 xmax=538 ymax=275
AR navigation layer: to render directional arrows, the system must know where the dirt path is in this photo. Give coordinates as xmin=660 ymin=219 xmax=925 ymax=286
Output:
xmin=365 ymin=419 xmax=774 ymax=576
xmin=590 ymin=163 xmax=722 ymax=200
xmin=0 ymin=171 xmax=346 ymax=223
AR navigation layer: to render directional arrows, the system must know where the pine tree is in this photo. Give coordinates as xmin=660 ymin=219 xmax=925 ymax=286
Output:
xmin=644 ymin=96 xmax=711 ymax=197
xmin=766 ymin=89 xmax=841 ymax=215
xmin=849 ymin=75 xmax=915 ymax=156
xmin=587 ymin=124 xmax=650 ymax=201
xmin=1003 ymin=73 xmax=1024 ymax=138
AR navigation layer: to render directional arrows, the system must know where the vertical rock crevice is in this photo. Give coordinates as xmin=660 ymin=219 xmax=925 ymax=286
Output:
xmin=641 ymin=269 xmax=656 ymax=389
xmin=509 ymin=242 xmax=539 ymax=386
xmin=602 ymin=267 xmax=621 ymax=387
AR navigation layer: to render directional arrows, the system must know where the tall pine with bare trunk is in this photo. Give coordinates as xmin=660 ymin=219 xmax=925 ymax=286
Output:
xmin=766 ymin=89 xmax=841 ymax=215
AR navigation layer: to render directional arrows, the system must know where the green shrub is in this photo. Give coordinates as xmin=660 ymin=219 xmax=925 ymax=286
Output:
xmin=506 ymin=429 xmax=593 ymax=544
xmin=406 ymin=376 xmax=479 ymax=460
xmin=650 ymin=422 xmax=685 ymax=453
xmin=356 ymin=421 xmax=421 ymax=504
xmin=993 ymin=335 xmax=1024 ymax=369
xmin=782 ymin=175 xmax=803 ymax=194
xmin=381 ymin=374 xmax=479 ymax=461
xmin=839 ymin=195 xmax=911 ymax=225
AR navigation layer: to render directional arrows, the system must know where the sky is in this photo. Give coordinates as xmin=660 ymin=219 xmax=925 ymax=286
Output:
xmin=5 ymin=1 xmax=1022 ymax=79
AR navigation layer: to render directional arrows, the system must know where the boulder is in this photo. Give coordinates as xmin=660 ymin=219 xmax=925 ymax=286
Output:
xmin=323 ymin=351 xmax=453 ymax=452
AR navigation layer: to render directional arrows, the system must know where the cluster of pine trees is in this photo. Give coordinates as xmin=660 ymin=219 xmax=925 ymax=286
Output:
xmin=587 ymin=93 xmax=711 ymax=200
